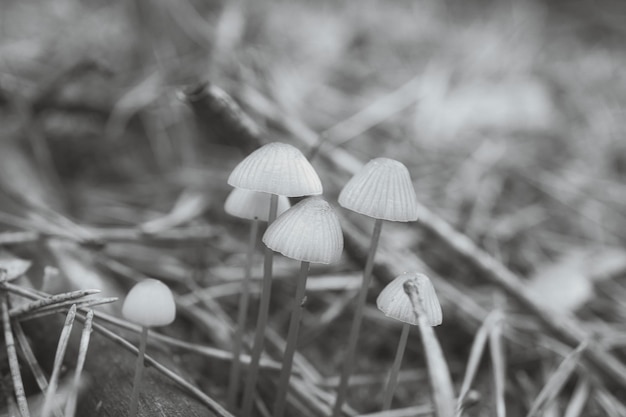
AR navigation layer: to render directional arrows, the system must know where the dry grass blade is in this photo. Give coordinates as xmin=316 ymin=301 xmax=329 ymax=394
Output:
xmin=489 ymin=310 xmax=506 ymax=417
xmin=13 ymin=321 xmax=64 ymax=417
xmin=1 ymin=291 xmax=31 ymax=417
xmin=525 ymin=341 xmax=588 ymax=417
xmin=404 ymin=280 xmax=455 ymax=417
xmin=15 ymin=297 xmax=118 ymax=321
xmin=41 ymin=304 xmax=77 ymax=417
xmin=64 ymin=309 xmax=94 ymax=417
xmin=563 ymin=377 xmax=589 ymax=417
xmin=456 ymin=310 xmax=498 ymax=415
xmin=9 ymin=288 xmax=101 ymax=317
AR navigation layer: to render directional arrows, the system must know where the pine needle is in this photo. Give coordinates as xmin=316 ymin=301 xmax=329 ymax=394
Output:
xmin=41 ymin=304 xmax=77 ymax=417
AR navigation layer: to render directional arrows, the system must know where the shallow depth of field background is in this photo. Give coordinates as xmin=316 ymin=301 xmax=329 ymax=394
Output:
xmin=1 ymin=0 xmax=626 ymax=416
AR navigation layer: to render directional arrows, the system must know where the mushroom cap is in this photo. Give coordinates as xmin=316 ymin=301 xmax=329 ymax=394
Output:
xmin=338 ymin=158 xmax=418 ymax=222
xmin=376 ymin=272 xmax=442 ymax=326
xmin=262 ymin=197 xmax=343 ymax=264
xmin=122 ymin=279 xmax=176 ymax=327
xmin=224 ymin=188 xmax=291 ymax=221
xmin=227 ymin=142 xmax=323 ymax=197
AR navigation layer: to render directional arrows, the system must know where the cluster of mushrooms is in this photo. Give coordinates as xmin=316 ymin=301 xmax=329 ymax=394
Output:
xmin=120 ymin=142 xmax=451 ymax=417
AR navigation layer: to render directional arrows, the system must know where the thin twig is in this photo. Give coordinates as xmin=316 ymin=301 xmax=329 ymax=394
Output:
xmin=65 ymin=309 xmax=94 ymax=417
xmin=41 ymin=304 xmax=77 ymax=417
xmin=15 ymin=297 xmax=117 ymax=321
xmin=9 ymin=288 xmax=100 ymax=317
xmin=1 ymin=291 xmax=31 ymax=417
xmin=13 ymin=321 xmax=64 ymax=417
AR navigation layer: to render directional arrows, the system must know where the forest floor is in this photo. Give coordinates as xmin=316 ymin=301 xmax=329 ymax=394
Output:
xmin=1 ymin=0 xmax=626 ymax=416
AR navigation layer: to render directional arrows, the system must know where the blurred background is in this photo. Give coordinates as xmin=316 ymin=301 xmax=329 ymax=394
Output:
xmin=1 ymin=0 xmax=626 ymax=415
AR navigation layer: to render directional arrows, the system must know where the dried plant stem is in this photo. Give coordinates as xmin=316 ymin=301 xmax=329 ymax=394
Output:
xmin=13 ymin=321 xmax=64 ymax=417
xmin=15 ymin=297 xmax=117 ymax=321
xmin=489 ymin=311 xmax=506 ymax=417
xmin=404 ymin=281 xmax=455 ymax=417
xmin=227 ymin=218 xmax=260 ymax=411
xmin=1 ymin=292 xmax=31 ymax=417
xmin=274 ymin=261 xmax=311 ymax=417
xmin=65 ymin=309 xmax=95 ymax=417
xmin=9 ymin=289 xmax=100 ymax=317
xmin=382 ymin=322 xmax=411 ymax=411
xmin=332 ymin=218 xmax=383 ymax=417
xmin=42 ymin=304 xmax=77 ymax=417
xmin=241 ymin=193 xmax=279 ymax=417
xmin=129 ymin=326 xmax=149 ymax=417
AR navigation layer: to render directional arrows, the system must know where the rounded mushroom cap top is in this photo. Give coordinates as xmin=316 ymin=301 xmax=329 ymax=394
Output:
xmin=263 ymin=197 xmax=343 ymax=264
xmin=227 ymin=142 xmax=323 ymax=197
xmin=224 ymin=188 xmax=291 ymax=221
xmin=338 ymin=158 xmax=418 ymax=222
xmin=376 ymin=272 xmax=442 ymax=326
xmin=122 ymin=279 xmax=176 ymax=327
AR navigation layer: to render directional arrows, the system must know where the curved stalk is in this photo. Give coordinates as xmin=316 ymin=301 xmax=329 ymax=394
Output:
xmin=381 ymin=322 xmax=411 ymax=410
xmin=241 ymin=194 xmax=279 ymax=416
xmin=274 ymin=261 xmax=311 ymax=417
xmin=129 ymin=326 xmax=149 ymax=417
xmin=332 ymin=218 xmax=384 ymax=417
xmin=227 ymin=218 xmax=260 ymax=411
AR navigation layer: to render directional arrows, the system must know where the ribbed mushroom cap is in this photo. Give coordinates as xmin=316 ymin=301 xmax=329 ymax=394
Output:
xmin=227 ymin=142 xmax=323 ymax=197
xmin=376 ymin=272 xmax=442 ymax=326
xmin=224 ymin=188 xmax=291 ymax=221
xmin=262 ymin=197 xmax=343 ymax=264
xmin=338 ymin=158 xmax=418 ymax=222
xmin=122 ymin=279 xmax=176 ymax=327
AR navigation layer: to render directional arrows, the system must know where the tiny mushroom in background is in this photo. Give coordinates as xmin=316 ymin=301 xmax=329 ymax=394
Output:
xmin=122 ymin=279 xmax=176 ymax=417
xmin=376 ymin=272 xmax=442 ymax=410
xmin=403 ymin=275 xmax=455 ymax=417
xmin=223 ymin=188 xmax=290 ymax=412
xmin=227 ymin=142 xmax=323 ymax=416
xmin=262 ymin=197 xmax=343 ymax=417
xmin=333 ymin=157 xmax=418 ymax=416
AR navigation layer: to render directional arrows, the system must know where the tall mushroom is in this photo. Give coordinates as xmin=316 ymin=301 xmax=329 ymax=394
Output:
xmin=227 ymin=142 xmax=323 ymax=416
xmin=223 ymin=188 xmax=290 ymax=411
xmin=376 ymin=272 xmax=442 ymax=410
xmin=333 ymin=158 xmax=418 ymax=416
xmin=262 ymin=197 xmax=343 ymax=417
xmin=122 ymin=279 xmax=176 ymax=417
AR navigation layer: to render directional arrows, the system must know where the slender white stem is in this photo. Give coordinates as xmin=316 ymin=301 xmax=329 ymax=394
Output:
xmin=241 ymin=194 xmax=279 ymax=416
xmin=274 ymin=261 xmax=311 ymax=417
xmin=227 ymin=218 xmax=259 ymax=411
xmin=332 ymin=218 xmax=384 ymax=417
xmin=381 ymin=323 xmax=411 ymax=410
xmin=129 ymin=326 xmax=149 ymax=417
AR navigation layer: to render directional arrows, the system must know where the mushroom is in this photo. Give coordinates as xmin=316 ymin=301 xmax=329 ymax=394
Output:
xmin=403 ymin=276 xmax=454 ymax=417
xmin=333 ymin=158 xmax=418 ymax=416
xmin=121 ymin=279 xmax=176 ymax=417
xmin=227 ymin=142 xmax=323 ymax=415
xmin=223 ymin=188 xmax=290 ymax=411
xmin=376 ymin=272 xmax=442 ymax=410
xmin=262 ymin=197 xmax=343 ymax=417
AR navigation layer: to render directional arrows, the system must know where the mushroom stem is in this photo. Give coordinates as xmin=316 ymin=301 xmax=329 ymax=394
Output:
xmin=129 ymin=326 xmax=149 ymax=417
xmin=227 ymin=218 xmax=260 ymax=412
xmin=274 ymin=261 xmax=311 ymax=417
xmin=241 ymin=194 xmax=279 ymax=416
xmin=381 ymin=322 xmax=411 ymax=411
xmin=404 ymin=281 xmax=455 ymax=417
xmin=332 ymin=217 xmax=384 ymax=417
